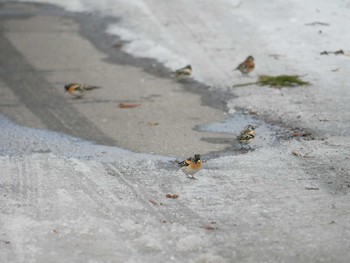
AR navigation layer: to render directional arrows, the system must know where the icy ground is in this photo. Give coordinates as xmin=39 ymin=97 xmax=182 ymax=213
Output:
xmin=2 ymin=0 xmax=350 ymax=261
xmin=1 ymin=117 xmax=350 ymax=262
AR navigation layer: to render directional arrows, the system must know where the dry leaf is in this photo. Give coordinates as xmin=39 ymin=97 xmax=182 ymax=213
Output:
xmin=118 ymin=103 xmax=141 ymax=109
xmin=291 ymin=132 xmax=312 ymax=137
xmin=165 ymin=194 xmax=179 ymax=199
xmin=147 ymin=122 xmax=159 ymax=126
xmin=292 ymin=151 xmax=313 ymax=158
xmin=292 ymin=151 xmax=302 ymax=157
xmin=112 ymin=42 xmax=123 ymax=48
xmin=201 ymin=224 xmax=217 ymax=230
xmin=149 ymin=199 xmax=158 ymax=205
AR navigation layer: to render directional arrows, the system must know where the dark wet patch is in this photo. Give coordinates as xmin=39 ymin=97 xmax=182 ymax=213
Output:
xmin=69 ymin=5 xmax=234 ymax=112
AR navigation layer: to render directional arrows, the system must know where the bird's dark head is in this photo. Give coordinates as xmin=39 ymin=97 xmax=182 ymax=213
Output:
xmin=64 ymin=84 xmax=72 ymax=92
xmin=193 ymin=154 xmax=201 ymax=163
xmin=186 ymin=65 xmax=192 ymax=70
xmin=246 ymin=125 xmax=255 ymax=131
xmin=247 ymin=56 xmax=254 ymax=61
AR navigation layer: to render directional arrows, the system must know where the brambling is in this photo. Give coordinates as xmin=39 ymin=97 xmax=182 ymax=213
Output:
xmin=178 ymin=154 xmax=202 ymax=179
xmin=237 ymin=125 xmax=256 ymax=149
xmin=64 ymin=83 xmax=102 ymax=99
xmin=175 ymin=65 xmax=192 ymax=78
xmin=235 ymin=56 xmax=255 ymax=75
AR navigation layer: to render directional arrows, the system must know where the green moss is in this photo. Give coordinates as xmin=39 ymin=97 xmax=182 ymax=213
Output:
xmin=257 ymin=75 xmax=310 ymax=88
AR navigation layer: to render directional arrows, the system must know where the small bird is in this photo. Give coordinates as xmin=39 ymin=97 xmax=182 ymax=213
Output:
xmin=64 ymin=83 xmax=102 ymax=99
xmin=175 ymin=65 xmax=192 ymax=78
xmin=178 ymin=154 xmax=203 ymax=179
xmin=235 ymin=56 xmax=255 ymax=75
xmin=237 ymin=125 xmax=256 ymax=149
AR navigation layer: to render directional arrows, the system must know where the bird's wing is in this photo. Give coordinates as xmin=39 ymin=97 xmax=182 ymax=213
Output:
xmin=178 ymin=158 xmax=191 ymax=167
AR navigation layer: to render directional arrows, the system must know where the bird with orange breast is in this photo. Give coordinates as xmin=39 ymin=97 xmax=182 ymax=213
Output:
xmin=178 ymin=154 xmax=203 ymax=179
xmin=237 ymin=125 xmax=256 ymax=149
xmin=235 ymin=56 xmax=255 ymax=76
xmin=64 ymin=83 xmax=102 ymax=99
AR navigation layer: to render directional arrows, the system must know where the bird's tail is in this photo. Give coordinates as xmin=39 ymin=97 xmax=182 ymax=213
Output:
xmin=84 ymin=85 xmax=102 ymax=90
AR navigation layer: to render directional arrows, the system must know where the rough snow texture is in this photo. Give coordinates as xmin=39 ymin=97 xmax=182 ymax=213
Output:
xmin=1 ymin=116 xmax=350 ymax=262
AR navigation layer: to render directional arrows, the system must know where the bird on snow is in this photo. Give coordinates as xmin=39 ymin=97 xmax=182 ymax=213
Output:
xmin=234 ymin=56 xmax=255 ymax=76
xmin=178 ymin=154 xmax=203 ymax=179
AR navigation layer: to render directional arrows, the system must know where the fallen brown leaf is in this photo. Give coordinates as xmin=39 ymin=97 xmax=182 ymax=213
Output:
xmin=149 ymin=199 xmax=158 ymax=205
xmin=201 ymin=224 xmax=217 ymax=231
xmin=112 ymin=42 xmax=123 ymax=48
xmin=118 ymin=103 xmax=141 ymax=109
xmin=291 ymin=151 xmax=314 ymax=158
xmin=292 ymin=151 xmax=302 ymax=157
xmin=147 ymin=122 xmax=159 ymax=126
xmin=165 ymin=194 xmax=179 ymax=199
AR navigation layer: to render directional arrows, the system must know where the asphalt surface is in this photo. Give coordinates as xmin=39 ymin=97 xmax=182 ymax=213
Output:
xmin=0 ymin=2 xmax=230 ymax=157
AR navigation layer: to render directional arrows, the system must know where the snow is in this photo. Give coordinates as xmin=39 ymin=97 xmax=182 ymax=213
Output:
xmin=1 ymin=116 xmax=350 ymax=261
xmin=2 ymin=0 xmax=350 ymax=261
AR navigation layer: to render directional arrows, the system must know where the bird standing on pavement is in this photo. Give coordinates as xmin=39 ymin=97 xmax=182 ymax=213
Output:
xmin=64 ymin=83 xmax=102 ymax=99
xmin=175 ymin=65 xmax=192 ymax=78
xmin=237 ymin=125 xmax=256 ymax=149
xmin=235 ymin=56 xmax=255 ymax=75
xmin=178 ymin=154 xmax=203 ymax=179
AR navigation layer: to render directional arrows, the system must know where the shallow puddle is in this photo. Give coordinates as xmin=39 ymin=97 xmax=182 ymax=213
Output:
xmin=196 ymin=112 xmax=279 ymax=154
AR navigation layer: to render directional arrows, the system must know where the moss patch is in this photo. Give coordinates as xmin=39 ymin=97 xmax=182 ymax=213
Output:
xmin=232 ymin=75 xmax=310 ymax=88
xmin=258 ymin=75 xmax=310 ymax=88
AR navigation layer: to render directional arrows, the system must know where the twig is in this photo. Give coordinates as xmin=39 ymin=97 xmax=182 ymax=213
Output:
xmin=305 ymin=187 xmax=319 ymax=190
xmin=232 ymin=82 xmax=258 ymax=88
xmin=305 ymin=21 xmax=330 ymax=26
xmin=320 ymin=49 xmax=344 ymax=55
